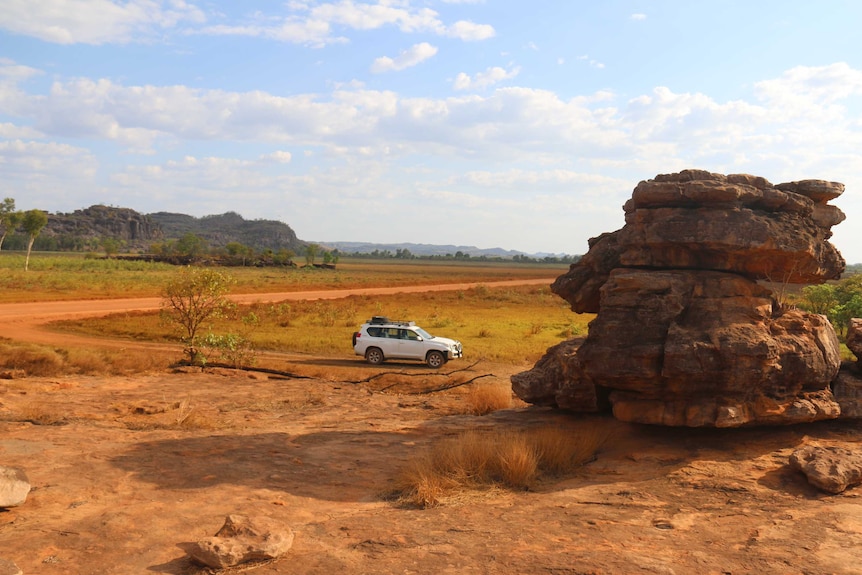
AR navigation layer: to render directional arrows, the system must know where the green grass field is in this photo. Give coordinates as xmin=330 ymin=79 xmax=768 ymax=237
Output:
xmin=1 ymin=252 xmax=585 ymax=366
xmin=0 ymin=251 xmax=567 ymax=302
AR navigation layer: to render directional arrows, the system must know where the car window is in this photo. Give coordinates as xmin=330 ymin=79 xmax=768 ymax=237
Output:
xmin=415 ymin=327 xmax=433 ymax=339
xmin=367 ymin=327 xmax=384 ymax=337
xmin=402 ymin=329 xmax=420 ymax=340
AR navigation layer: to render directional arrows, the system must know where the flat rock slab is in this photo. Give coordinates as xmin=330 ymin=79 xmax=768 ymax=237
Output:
xmin=0 ymin=558 xmax=22 ymax=575
xmin=789 ymin=445 xmax=862 ymax=494
xmin=0 ymin=466 xmax=30 ymax=508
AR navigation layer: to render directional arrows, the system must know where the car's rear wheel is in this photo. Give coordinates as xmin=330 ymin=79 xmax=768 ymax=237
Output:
xmin=365 ymin=347 xmax=384 ymax=365
xmin=426 ymin=351 xmax=445 ymax=368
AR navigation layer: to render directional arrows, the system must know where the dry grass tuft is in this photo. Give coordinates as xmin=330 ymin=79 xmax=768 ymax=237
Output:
xmin=527 ymin=425 xmax=605 ymax=475
xmin=465 ymin=382 xmax=512 ymax=415
xmin=395 ymin=423 xmax=613 ymax=507
xmin=16 ymin=402 xmax=69 ymax=426
xmin=121 ymin=398 xmax=222 ymax=431
xmin=0 ymin=342 xmax=66 ymax=376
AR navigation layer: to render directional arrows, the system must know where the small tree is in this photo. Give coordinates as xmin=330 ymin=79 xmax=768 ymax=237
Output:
xmin=21 ymin=209 xmax=48 ymax=271
xmin=305 ymin=243 xmax=319 ymax=266
xmin=100 ymin=237 xmax=121 ymax=258
xmin=0 ymin=198 xmax=15 ymax=250
xmin=176 ymin=233 xmax=207 ymax=258
xmin=161 ymin=268 xmax=234 ymax=364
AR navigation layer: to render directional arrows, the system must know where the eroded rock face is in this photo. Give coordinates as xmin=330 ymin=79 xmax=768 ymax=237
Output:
xmin=514 ymin=169 xmax=851 ymax=427
xmin=848 ymin=318 xmax=862 ymax=369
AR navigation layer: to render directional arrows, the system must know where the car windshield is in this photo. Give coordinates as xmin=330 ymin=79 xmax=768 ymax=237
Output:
xmin=414 ymin=327 xmax=434 ymax=339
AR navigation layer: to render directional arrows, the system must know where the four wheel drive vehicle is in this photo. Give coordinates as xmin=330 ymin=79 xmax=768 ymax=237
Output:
xmin=352 ymin=316 xmax=463 ymax=368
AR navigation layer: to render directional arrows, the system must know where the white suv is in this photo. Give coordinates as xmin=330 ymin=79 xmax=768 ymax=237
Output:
xmin=352 ymin=317 xmax=463 ymax=368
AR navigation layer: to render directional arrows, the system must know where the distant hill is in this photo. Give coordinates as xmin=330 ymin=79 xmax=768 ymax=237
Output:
xmin=148 ymin=211 xmax=304 ymax=253
xmin=17 ymin=205 xmax=304 ymax=253
xmin=33 ymin=205 xmax=163 ymax=251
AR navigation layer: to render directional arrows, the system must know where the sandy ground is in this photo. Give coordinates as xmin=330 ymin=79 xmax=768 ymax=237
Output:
xmin=2 ymin=284 xmax=862 ymax=575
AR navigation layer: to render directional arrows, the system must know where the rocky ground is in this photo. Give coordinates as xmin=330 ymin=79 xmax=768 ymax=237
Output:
xmin=2 ymin=286 xmax=862 ymax=575
xmin=3 ymin=359 xmax=862 ymax=575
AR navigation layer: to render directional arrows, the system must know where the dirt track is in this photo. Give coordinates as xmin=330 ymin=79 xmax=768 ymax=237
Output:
xmin=3 ymin=279 xmax=862 ymax=574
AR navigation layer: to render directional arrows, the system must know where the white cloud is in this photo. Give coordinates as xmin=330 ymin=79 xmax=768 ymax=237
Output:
xmin=262 ymin=151 xmax=292 ymax=163
xmin=453 ymin=66 xmax=520 ymax=91
xmin=630 ymin=13 xmax=647 ymax=21
xmin=578 ymin=55 xmax=605 ymax=69
xmin=0 ymin=123 xmax=43 ymax=139
xmin=200 ymin=1 xmax=494 ymax=47
xmin=0 ymin=139 xmax=99 ymax=210
xmin=0 ymin=58 xmax=43 ymax=82
xmin=371 ymin=43 xmax=438 ymax=73
xmin=0 ymin=0 xmax=205 ymax=45
xmin=446 ymin=20 xmax=495 ymax=41
xmin=4 ymin=59 xmax=862 ymax=258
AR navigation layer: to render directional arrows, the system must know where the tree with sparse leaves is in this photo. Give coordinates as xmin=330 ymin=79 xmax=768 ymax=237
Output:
xmin=305 ymin=243 xmax=319 ymax=266
xmin=160 ymin=268 xmax=234 ymax=365
xmin=0 ymin=198 xmax=16 ymax=251
xmin=22 ymin=209 xmax=48 ymax=271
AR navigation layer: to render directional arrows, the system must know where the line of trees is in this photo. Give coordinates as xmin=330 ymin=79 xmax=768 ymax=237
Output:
xmin=0 ymin=197 xmax=49 ymax=271
xmin=332 ymin=247 xmax=580 ymax=264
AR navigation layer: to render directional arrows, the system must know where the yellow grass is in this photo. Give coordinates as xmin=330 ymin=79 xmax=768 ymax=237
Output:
xmin=395 ymin=422 xmax=612 ymax=507
xmin=0 ymin=338 xmax=168 ymax=377
xmin=465 ymin=382 xmax=513 ymax=415
xmin=51 ymin=284 xmax=593 ymax=366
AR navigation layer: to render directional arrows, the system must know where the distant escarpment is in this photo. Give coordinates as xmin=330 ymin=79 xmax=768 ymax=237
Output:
xmin=148 ymin=211 xmax=304 ymax=253
xmin=33 ymin=206 xmax=304 ymax=253
xmin=513 ymin=169 xmax=861 ymax=428
xmin=42 ymin=205 xmax=163 ymax=250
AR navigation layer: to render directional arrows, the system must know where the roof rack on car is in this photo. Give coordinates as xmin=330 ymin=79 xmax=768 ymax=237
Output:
xmin=367 ymin=316 xmax=415 ymax=327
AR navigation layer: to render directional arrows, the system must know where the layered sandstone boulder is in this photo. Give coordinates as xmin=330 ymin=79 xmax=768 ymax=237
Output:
xmin=514 ymin=170 xmax=852 ymax=427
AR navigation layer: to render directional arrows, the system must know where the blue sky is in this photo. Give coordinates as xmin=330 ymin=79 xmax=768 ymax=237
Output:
xmin=2 ymin=1 xmax=862 ymax=262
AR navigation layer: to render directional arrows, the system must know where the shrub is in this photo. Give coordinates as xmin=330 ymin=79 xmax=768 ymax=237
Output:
xmin=394 ymin=423 xmax=610 ymax=507
xmin=465 ymin=382 xmax=512 ymax=415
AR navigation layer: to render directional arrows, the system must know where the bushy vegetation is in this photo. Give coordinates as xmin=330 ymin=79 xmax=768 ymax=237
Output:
xmin=795 ymin=274 xmax=862 ymax=339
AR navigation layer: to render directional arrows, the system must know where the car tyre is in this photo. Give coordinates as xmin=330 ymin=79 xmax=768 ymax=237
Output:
xmin=365 ymin=347 xmax=384 ymax=365
xmin=426 ymin=351 xmax=445 ymax=368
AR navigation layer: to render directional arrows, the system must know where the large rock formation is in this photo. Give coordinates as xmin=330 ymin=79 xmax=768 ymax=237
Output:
xmin=514 ymin=169 xmax=855 ymax=427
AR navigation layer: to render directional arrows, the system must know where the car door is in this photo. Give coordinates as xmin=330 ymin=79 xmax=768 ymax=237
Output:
xmin=396 ymin=328 xmax=426 ymax=360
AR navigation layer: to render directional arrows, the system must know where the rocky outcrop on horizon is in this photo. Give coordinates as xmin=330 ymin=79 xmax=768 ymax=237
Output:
xmin=513 ymin=169 xmax=857 ymax=427
xmin=43 ymin=205 xmax=163 ymax=249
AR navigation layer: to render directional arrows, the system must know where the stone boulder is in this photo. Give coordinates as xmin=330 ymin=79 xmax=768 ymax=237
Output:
xmin=514 ymin=169 xmax=852 ymax=427
xmin=0 ymin=558 xmax=22 ymax=575
xmin=531 ymin=269 xmax=843 ymax=427
xmin=188 ymin=514 xmax=294 ymax=569
xmin=789 ymin=445 xmax=862 ymax=494
xmin=848 ymin=318 xmax=862 ymax=369
xmin=0 ymin=466 xmax=30 ymax=508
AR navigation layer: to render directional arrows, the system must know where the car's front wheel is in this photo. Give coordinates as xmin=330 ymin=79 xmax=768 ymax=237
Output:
xmin=365 ymin=347 xmax=384 ymax=365
xmin=426 ymin=351 xmax=445 ymax=368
